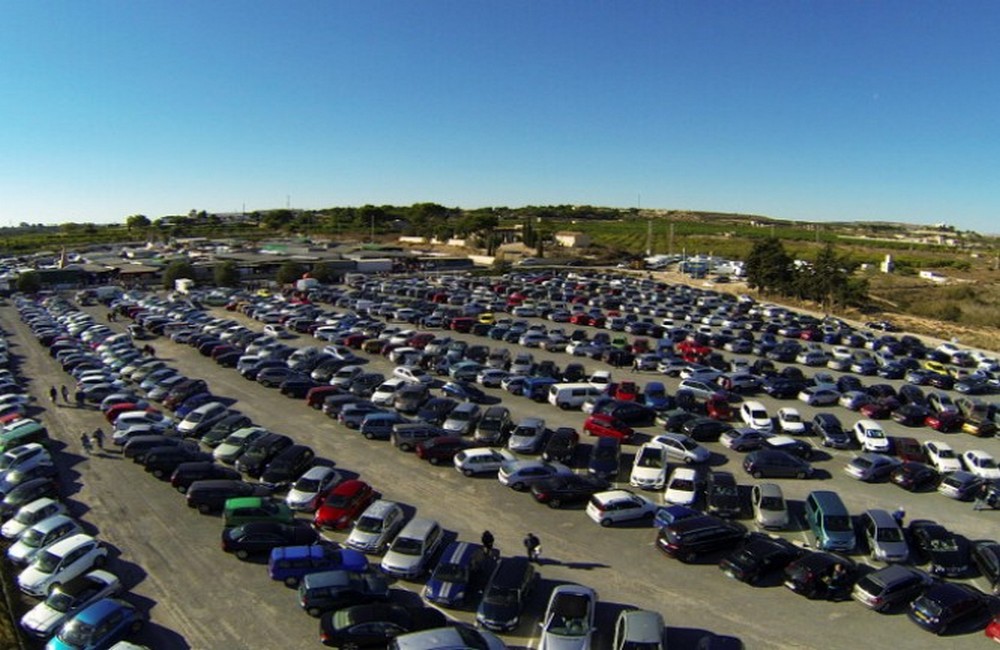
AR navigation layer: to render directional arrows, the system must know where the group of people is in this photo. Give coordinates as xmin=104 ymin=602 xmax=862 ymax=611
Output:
xmin=479 ymin=530 xmax=542 ymax=563
xmin=80 ymin=428 xmax=105 ymax=455
xmin=50 ymin=384 xmax=87 ymax=409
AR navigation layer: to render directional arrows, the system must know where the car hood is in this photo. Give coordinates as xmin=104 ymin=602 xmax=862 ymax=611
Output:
xmin=16 ymin=565 xmax=49 ymax=591
xmin=540 ymin=632 xmax=591 ymax=650
xmin=285 ymin=488 xmax=315 ymax=507
xmin=7 ymin=537 xmax=41 ymax=563
xmin=20 ymin=601 xmax=64 ymax=636
xmin=425 ymin=578 xmax=466 ymax=604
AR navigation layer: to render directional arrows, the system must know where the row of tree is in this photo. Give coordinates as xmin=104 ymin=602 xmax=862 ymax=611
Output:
xmin=744 ymin=238 xmax=868 ymax=310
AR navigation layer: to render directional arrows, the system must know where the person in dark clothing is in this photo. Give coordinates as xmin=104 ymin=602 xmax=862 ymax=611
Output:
xmin=80 ymin=432 xmax=92 ymax=455
xmin=523 ymin=532 xmax=541 ymax=562
xmin=92 ymin=427 xmax=105 ymax=450
xmin=481 ymin=530 xmax=495 ymax=557
xmin=49 ymin=386 xmax=58 ymax=403
xmin=75 ymin=389 xmax=85 ymax=409
xmin=60 ymin=385 xmax=69 ymax=402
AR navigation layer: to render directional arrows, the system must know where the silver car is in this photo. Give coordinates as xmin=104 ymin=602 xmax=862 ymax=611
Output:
xmin=860 ymin=509 xmax=909 ymax=563
xmin=650 ymin=433 xmax=711 ymax=464
xmin=750 ymin=483 xmax=788 ymax=530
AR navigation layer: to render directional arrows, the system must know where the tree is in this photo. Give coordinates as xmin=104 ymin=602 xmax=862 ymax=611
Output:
xmin=162 ymin=260 xmax=195 ymax=289
xmin=744 ymin=238 xmax=794 ymax=295
xmin=16 ymin=271 xmax=41 ymax=293
xmin=276 ymin=261 xmax=305 ymax=285
xmin=125 ymin=214 xmax=151 ymax=231
xmin=214 ymin=261 xmax=240 ymax=287
xmin=309 ymin=262 xmax=336 ymax=284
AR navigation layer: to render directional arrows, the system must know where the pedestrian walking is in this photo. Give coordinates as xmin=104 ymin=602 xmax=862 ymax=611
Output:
xmin=80 ymin=432 xmax=93 ymax=455
xmin=523 ymin=532 xmax=541 ymax=563
xmin=892 ymin=506 xmax=905 ymax=527
xmin=75 ymin=389 xmax=85 ymax=409
xmin=92 ymin=427 xmax=105 ymax=450
xmin=49 ymin=386 xmax=58 ymax=403
xmin=481 ymin=530 xmax=495 ymax=558
xmin=60 ymin=385 xmax=69 ymax=403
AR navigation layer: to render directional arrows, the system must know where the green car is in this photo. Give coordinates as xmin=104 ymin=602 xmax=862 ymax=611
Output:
xmin=222 ymin=497 xmax=294 ymax=528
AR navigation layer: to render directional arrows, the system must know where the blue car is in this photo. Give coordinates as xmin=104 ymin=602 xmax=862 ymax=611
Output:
xmin=653 ymin=504 xmax=701 ymax=530
xmin=46 ymin=597 xmax=145 ymax=650
xmin=175 ymin=392 xmax=214 ymax=418
xmin=268 ymin=544 xmax=367 ymax=587
xmin=422 ymin=541 xmax=486 ymax=607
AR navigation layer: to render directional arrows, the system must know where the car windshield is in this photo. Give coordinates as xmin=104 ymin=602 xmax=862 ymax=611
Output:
xmin=295 ymin=478 xmax=322 ymax=492
xmin=638 ymin=451 xmax=664 ymax=468
xmin=713 ymin=484 xmax=738 ymax=496
xmin=546 ymin=594 xmax=590 ymax=636
xmin=937 ymin=449 xmax=955 ymax=459
xmin=325 ymin=495 xmax=350 ymax=508
xmin=680 ymin=439 xmax=698 ymax=451
xmin=867 ymin=429 xmax=885 ymax=439
xmin=825 ymin=516 xmax=852 ymax=532
xmin=760 ymin=497 xmax=784 ymax=511
xmin=14 ymin=509 xmax=41 ymax=525
xmin=58 ymin=619 xmax=95 ymax=645
xmin=670 ymin=479 xmax=694 ymax=491
xmin=33 ymin=549 xmax=60 ymax=573
xmin=876 ymin=528 xmax=904 ymax=542
xmin=19 ymin=527 xmax=47 ymax=548
xmin=46 ymin=590 xmax=79 ymax=613
xmin=981 ymin=459 xmax=998 ymax=469
xmin=484 ymin=586 xmax=518 ymax=606
xmin=854 ymin=458 xmax=873 ymax=469
xmin=355 ymin=516 xmax=383 ymax=533
xmin=432 ymin=562 xmax=468 ymax=582
xmin=783 ymin=413 xmax=802 ymax=423
xmin=928 ymin=537 xmax=958 ymax=552
xmin=391 ymin=537 xmax=423 ymax=555
xmin=912 ymin=597 xmax=942 ymax=618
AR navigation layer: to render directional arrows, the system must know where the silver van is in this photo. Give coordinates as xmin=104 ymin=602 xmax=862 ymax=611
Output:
xmin=861 ymin=509 xmax=909 ymax=563
xmin=380 ymin=518 xmax=443 ymax=579
xmin=345 ymin=500 xmax=406 ymax=554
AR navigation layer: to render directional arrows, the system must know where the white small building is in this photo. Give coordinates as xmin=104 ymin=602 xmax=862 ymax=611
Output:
xmin=919 ymin=270 xmax=947 ymax=283
xmin=554 ymin=231 xmax=591 ymax=248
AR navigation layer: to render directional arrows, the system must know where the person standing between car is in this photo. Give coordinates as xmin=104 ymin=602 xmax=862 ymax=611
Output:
xmin=523 ymin=532 xmax=541 ymax=563
xmin=481 ymin=530 xmax=495 ymax=558
xmin=92 ymin=427 xmax=105 ymax=450
xmin=974 ymin=482 xmax=992 ymax=511
xmin=892 ymin=506 xmax=905 ymax=527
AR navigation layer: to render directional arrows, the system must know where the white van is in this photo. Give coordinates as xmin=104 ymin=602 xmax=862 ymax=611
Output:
xmin=548 ymin=383 xmax=604 ymax=410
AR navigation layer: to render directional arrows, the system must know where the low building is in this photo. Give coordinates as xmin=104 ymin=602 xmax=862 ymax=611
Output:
xmin=554 ymin=231 xmax=591 ymax=248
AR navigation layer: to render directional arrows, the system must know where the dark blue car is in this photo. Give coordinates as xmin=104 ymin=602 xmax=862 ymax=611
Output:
xmin=422 ymin=541 xmax=486 ymax=608
xmin=268 ymin=544 xmax=367 ymax=587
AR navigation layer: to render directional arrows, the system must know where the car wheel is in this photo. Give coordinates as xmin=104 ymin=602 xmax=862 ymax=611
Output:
xmin=797 ymin=471 xmax=807 ymax=479
xmin=198 ymin=503 xmax=212 ymax=514
xmin=600 ymin=518 xmax=613 ymax=527
xmin=462 ymin=469 xmax=474 ymax=477
xmin=428 ymin=457 xmax=440 ymax=466
xmin=364 ymin=432 xmax=375 ymax=440
xmin=752 ymin=470 xmax=763 ymax=479
xmin=548 ymin=498 xmax=562 ymax=508
xmin=284 ymin=576 xmax=299 ymax=587
xmin=511 ymin=482 xmax=525 ymax=492
xmin=152 ymin=469 xmax=164 ymax=479
xmin=235 ymin=549 xmax=250 ymax=560
xmin=93 ymin=554 xmax=107 ymax=568
xmin=130 ymin=619 xmax=144 ymax=633
xmin=307 ymin=607 xmax=322 ymax=618
xmin=176 ymin=485 xmax=187 ymax=494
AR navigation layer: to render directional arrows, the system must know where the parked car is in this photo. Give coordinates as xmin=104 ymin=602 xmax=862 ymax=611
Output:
xmin=19 ymin=569 xmax=122 ymax=640
xmin=718 ymin=533 xmax=805 ymax=584
xmin=17 ymin=533 xmax=108 ymax=597
xmin=221 ymin=521 xmax=319 ymax=560
xmin=530 ymin=474 xmax=610 ymax=509
xmin=852 ymin=564 xmax=934 ymax=612
xmin=783 ymin=552 xmax=858 ymax=600
xmin=743 ymin=450 xmax=814 ymax=479
xmin=285 ymin=466 xmax=343 ymax=512
xmin=586 ymin=489 xmax=658 ymax=527
xmin=268 ymin=544 xmax=368 ymax=587
xmin=907 ymin=582 xmax=990 ymax=635
xmin=844 ymin=453 xmax=902 ymax=482
xmin=298 ymin=568 xmax=390 ymax=618
xmin=750 ymin=483 xmax=789 ymax=530
xmin=908 ymin=519 xmax=970 ymax=577
xmin=45 ymin=597 xmax=146 ymax=650
xmin=538 ymin=584 xmax=598 ymax=650
xmin=890 ymin=462 xmax=940 ymax=492
xmin=656 ymin=515 xmax=748 ymax=563
xmin=314 ymin=480 xmax=378 ymax=530
xmin=186 ymin=479 xmax=272 ymax=514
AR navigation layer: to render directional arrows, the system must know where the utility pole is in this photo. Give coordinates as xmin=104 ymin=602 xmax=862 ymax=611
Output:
xmin=669 ymin=222 xmax=675 ymax=257
xmin=645 ymin=218 xmax=652 ymax=257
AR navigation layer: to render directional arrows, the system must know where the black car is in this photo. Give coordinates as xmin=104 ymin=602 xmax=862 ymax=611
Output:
xmin=705 ymin=471 xmax=742 ymax=518
xmin=0 ymin=477 xmax=60 ymax=520
xmin=852 ymin=565 xmax=934 ymax=612
xmin=201 ymin=413 xmax=254 ymax=447
xmin=530 ymin=474 xmax=609 ymax=508
xmin=656 ymin=515 xmax=748 ymax=563
xmin=259 ymin=444 xmax=315 ymax=489
xmin=761 ymin=436 xmax=814 ymax=461
xmin=891 ymin=404 xmax=932 ymax=427
xmin=761 ymin=377 xmax=807 ymax=399
xmin=971 ymin=541 xmax=1000 ymax=594
xmin=318 ymin=603 xmax=446 ymax=648
xmin=890 ymin=462 xmax=939 ymax=492
xmin=186 ymin=479 xmax=272 ymax=514
xmin=280 ymin=377 xmax=320 ymax=399
xmin=476 ymin=557 xmax=537 ymax=632
xmin=541 ymin=427 xmax=578 ymax=464
xmin=123 ymin=435 xmax=189 ymax=463
xmin=599 ymin=400 xmax=657 ymax=427
xmin=743 ymin=450 xmax=814 ymax=479
xmin=415 ymin=397 xmax=458 ymax=427
xmin=222 ymin=521 xmax=319 ymax=559
xmin=235 ymin=433 xmax=294 ymax=478
xmin=718 ymin=533 xmax=805 ymax=584
xmin=348 ymin=373 xmax=386 ymax=399
xmin=908 ymin=519 xmax=970 ymax=577
xmin=322 ymin=395 xmax=364 ymax=419
xmin=442 ymin=381 xmax=491 ymax=404
xmin=170 ymin=461 xmax=241 ymax=493
xmin=257 ymin=366 xmax=300 ymax=388
xmin=811 ymin=413 xmax=852 ymax=449
xmin=142 ymin=445 xmax=211 ymax=479
xmin=587 ymin=437 xmax=621 ymax=480
xmin=682 ymin=417 xmax=732 ymax=442
xmin=657 ymin=408 xmax=699 ymax=432
xmin=783 ymin=552 xmax=858 ymax=600
xmin=299 ymin=569 xmax=390 ymax=617
xmin=908 ymin=582 xmax=990 ymax=635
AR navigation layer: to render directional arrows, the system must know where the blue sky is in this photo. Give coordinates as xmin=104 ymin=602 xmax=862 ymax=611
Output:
xmin=2 ymin=1 xmax=999 ymax=232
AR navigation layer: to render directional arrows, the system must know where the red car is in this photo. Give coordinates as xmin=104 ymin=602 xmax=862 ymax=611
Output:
xmin=313 ymin=479 xmax=377 ymax=530
xmin=892 ymin=436 xmax=928 ymax=463
xmin=859 ymin=401 xmax=892 ymax=420
xmin=306 ymin=386 xmax=341 ymax=409
xmin=614 ymin=382 xmax=639 ymax=402
xmin=925 ymin=411 xmax=964 ymax=432
xmin=104 ymin=403 xmax=154 ymax=424
xmin=343 ymin=333 xmax=369 ymax=349
xmin=583 ymin=414 xmax=633 ymax=442
xmin=415 ymin=436 xmax=474 ymax=465
xmin=408 ymin=333 xmax=436 ymax=349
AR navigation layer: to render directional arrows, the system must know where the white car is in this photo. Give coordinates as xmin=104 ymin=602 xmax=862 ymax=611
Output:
xmin=476 ymin=368 xmax=509 ymax=388
xmin=852 ymin=420 xmax=890 ymax=453
xmin=17 ymin=534 xmax=108 ymax=597
xmin=285 ymin=466 xmax=343 ymax=512
xmin=750 ymin=483 xmax=788 ymax=530
xmin=739 ymin=401 xmax=773 ymax=433
xmin=664 ymin=467 xmax=703 ymax=505
xmin=629 ymin=444 xmax=669 ymax=490
xmin=113 ymin=411 xmax=172 ymax=434
xmin=961 ymin=450 xmax=1000 ymax=480
xmin=923 ymin=440 xmax=962 ymax=474
xmin=498 ymin=460 xmax=573 ymax=491
xmin=370 ymin=378 xmax=407 ymax=406
xmin=19 ymin=569 xmax=121 ymax=639
xmin=649 ymin=433 xmax=710 ymax=464
xmin=538 ymin=584 xmax=597 ymax=650
xmin=392 ymin=366 xmax=433 ymax=386
xmin=454 ymin=448 xmax=516 ymax=477
xmin=776 ymin=408 xmax=806 ymax=435
xmin=263 ymin=324 xmax=293 ymax=339
xmin=586 ymin=490 xmax=657 ymax=527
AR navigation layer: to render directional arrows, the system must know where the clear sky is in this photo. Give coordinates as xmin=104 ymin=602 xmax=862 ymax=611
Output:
xmin=3 ymin=1 xmax=999 ymax=232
